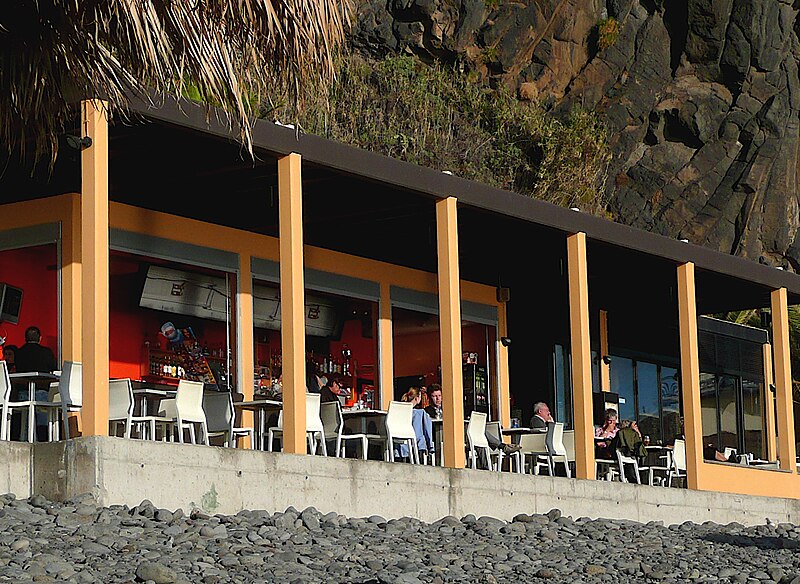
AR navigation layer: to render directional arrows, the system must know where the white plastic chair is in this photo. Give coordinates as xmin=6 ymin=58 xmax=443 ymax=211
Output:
xmin=667 ymin=439 xmax=688 ymax=487
xmin=615 ymin=449 xmax=652 ymax=484
xmin=385 ymin=400 xmax=419 ymax=463
xmin=548 ymin=422 xmax=571 ymax=478
xmin=159 ymin=379 xmax=209 ymax=445
xmin=46 ymin=361 xmax=82 ymax=441
xmin=519 ymin=430 xmax=553 ymax=475
xmin=268 ymin=393 xmax=327 ymax=455
xmin=466 ymin=412 xmax=501 ymax=470
xmin=203 ymin=391 xmax=254 ymax=448
xmin=109 ymin=378 xmax=173 ymax=440
xmin=320 ymin=400 xmax=371 ymax=459
xmin=561 ymin=429 xmax=576 ymax=477
xmin=486 ymin=420 xmax=521 ymax=472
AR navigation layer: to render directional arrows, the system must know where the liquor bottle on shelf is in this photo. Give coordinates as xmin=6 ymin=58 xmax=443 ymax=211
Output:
xmin=341 ymin=344 xmax=351 ymax=376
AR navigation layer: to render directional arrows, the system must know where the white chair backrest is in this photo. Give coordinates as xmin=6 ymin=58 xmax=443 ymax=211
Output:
xmin=673 ymin=439 xmax=687 ymax=471
xmin=319 ymin=400 xmax=341 ymax=439
xmin=386 ymin=401 xmax=415 ymax=439
xmin=203 ymin=392 xmax=233 ymax=432
xmin=0 ymin=361 xmax=11 ymax=403
xmin=549 ymin=422 xmax=566 ymax=456
xmin=562 ymin=430 xmax=575 ymax=461
xmin=108 ymin=378 xmax=134 ymax=420
xmin=59 ymin=361 xmax=82 ymax=407
xmin=485 ymin=421 xmax=502 ymax=446
xmin=176 ymin=379 xmax=206 ymax=423
xmin=518 ymin=431 xmax=548 ymax=453
xmin=466 ymin=411 xmax=489 ymax=448
xmin=306 ymin=393 xmax=324 ymax=433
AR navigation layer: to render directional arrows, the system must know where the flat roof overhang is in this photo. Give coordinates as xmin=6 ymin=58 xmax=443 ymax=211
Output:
xmin=2 ymin=92 xmax=800 ymax=315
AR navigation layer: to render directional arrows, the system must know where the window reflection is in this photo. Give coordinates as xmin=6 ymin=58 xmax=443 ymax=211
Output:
xmin=610 ymin=357 xmax=635 ymax=420
xmin=700 ymin=372 xmax=718 ymax=450
xmin=636 ymin=362 xmax=659 ymax=443
xmin=660 ymin=367 xmax=681 ymax=443
xmin=717 ymin=375 xmax=738 ymax=452
xmin=741 ymin=378 xmax=764 ymax=459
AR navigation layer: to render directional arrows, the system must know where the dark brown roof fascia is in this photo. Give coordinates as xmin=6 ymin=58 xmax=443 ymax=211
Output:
xmin=124 ymin=92 xmax=800 ymax=297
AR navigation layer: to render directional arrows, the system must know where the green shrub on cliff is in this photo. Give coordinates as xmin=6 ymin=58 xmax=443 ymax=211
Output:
xmin=260 ymin=53 xmax=611 ymax=215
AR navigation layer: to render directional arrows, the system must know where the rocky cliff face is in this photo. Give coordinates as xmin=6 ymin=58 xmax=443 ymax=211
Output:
xmin=350 ymin=0 xmax=800 ymax=270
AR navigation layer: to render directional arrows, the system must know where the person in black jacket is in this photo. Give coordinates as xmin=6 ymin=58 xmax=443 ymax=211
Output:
xmin=14 ymin=326 xmax=57 ymax=374
xmin=12 ymin=326 xmax=57 ymax=441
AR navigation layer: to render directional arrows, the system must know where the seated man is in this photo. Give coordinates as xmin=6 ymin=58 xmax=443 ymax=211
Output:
xmin=529 ymin=401 xmax=554 ymax=430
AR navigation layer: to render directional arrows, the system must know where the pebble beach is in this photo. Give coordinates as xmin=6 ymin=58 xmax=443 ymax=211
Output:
xmin=0 ymin=493 xmax=798 ymax=583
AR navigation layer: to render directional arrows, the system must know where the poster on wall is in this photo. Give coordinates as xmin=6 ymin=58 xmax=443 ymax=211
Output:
xmin=161 ymin=321 xmax=217 ymax=385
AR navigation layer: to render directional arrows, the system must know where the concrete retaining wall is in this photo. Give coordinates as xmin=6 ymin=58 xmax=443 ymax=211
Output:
xmin=0 ymin=441 xmax=32 ymax=498
xmin=19 ymin=437 xmax=800 ymax=526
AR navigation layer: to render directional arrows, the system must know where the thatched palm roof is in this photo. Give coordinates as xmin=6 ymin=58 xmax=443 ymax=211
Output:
xmin=0 ymin=0 xmax=350 ymax=166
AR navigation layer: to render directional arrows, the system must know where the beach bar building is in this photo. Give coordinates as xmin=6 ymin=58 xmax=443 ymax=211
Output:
xmin=0 ymin=96 xmax=798 ymax=521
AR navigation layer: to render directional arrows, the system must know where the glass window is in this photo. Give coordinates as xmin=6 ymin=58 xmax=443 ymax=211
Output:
xmin=717 ymin=375 xmax=738 ymax=452
xmin=610 ymin=356 xmax=635 ymax=420
xmin=741 ymin=378 xmax=764 ymax=459
xmin=553 ymin=344 xmax=573 ymax=430
xmin=700 ymin=372 xmax=718 ymax=450
xmin=636 ymin=362 xmax=660 ymax=443
xmin=660 ymin=366 xmax=681 ymax=443
xmin=462 ymin=321 xmax=497 ymax=419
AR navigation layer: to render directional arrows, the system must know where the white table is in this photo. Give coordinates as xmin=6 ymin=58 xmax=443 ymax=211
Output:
xmin=8 ymin=372 xmax=60 ymax=442
xmin=131 ymin=387 xmax=176 ymax=416
xmin=235 ymin=400 xmax=283 ymax=450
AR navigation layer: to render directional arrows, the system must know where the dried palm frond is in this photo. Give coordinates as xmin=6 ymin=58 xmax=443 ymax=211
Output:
xmin=0 ymin=0 xmax=352 ymax=168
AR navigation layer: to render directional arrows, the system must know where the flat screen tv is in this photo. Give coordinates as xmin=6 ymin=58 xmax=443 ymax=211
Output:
xmin=0 ymin=283 xmax=22 ymax=324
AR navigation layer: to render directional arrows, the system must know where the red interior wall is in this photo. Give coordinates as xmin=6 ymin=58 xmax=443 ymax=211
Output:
xmin=0 ymin=245 xmax=59 ymax=357
xmin=393 ymin=322 xmax=491 ymax=378
xmin=109 ymin=255 xmax=230 ymax=381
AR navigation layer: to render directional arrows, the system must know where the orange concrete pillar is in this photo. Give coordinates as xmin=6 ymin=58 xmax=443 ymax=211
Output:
xmin=770 ymin=288 xmax=797 ymax=472
xmin=378 ymin=283 xmax=394 ymax=409
xmin=238 ymin=255 xmax=255 ymax=447
xmin=278 ymin=153 xmax=307 ymax=454
xmin=79 ymin=100 xmax=109 ymax=437
xmin=567 ymin=232 xmax=595 ymax=479
xmin=676 ymin=262 xmax=703 ymax=489
xmin=436 ymin=197 xmax=465 ymax=469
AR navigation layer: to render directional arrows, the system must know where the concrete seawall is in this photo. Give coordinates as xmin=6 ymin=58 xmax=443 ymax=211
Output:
xmin=1 ymin=437 xmax=793 ymax=526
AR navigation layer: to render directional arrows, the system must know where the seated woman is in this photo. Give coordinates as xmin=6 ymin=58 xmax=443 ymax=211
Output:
xmin=395 ymin=388 xmax=435 ymax=462
xmin=594 ymin=407 xmax=618 ymax=460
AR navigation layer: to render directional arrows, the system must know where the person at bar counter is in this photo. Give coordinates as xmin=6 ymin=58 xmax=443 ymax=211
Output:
xmin=528 ymin=402 xmax=554 ymax=430
xmin=424 ymin=384 xmax=443 ymax=419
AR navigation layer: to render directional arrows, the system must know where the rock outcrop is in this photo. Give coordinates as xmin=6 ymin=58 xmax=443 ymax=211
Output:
xmin=349 ymin=0 xmax=800 ymax=269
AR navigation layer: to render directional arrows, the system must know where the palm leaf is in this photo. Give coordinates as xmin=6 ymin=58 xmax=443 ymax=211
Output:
xmin=0 ymin=0 xmax=352 ymax=168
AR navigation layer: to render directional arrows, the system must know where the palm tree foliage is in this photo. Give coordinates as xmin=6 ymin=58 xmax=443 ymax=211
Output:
xmin=0 ymin=0 xmax=350 ymax=166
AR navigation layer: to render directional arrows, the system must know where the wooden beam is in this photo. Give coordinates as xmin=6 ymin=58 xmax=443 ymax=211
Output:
xmin=567 ymin=232 xmax=594 ymax=480
xmin=497 ymin=304 xmax=511 ymax=436
xmin=436 ymin=197 xmax=465 ymax=469
xmin=278 ymin=153 xmax=307 ymax=454
xmin=238 ymin=255 xmax=255 ymax=448
xmin=599 ymin=309 xmax=610 ymax=392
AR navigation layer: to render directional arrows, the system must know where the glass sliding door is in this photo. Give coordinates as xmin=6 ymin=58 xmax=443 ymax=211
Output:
xmin=553 ymin=344 xmax=573 ymax=430
xmin=610 ymin=357 xmax=635 ymax=420
xmin=636 ymin=362 xmax=660 ymax=443
xmin=700 ymin=372 xmax=718 ymax=451
xmin=717 ymin=375 xmax=738 ymax=452
xmin=741 ymin=378 xmax=764 ymax=459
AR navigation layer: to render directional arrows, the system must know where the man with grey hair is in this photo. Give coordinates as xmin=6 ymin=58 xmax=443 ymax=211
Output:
xmin=529 ymin=402 xmax=554 ymax=430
